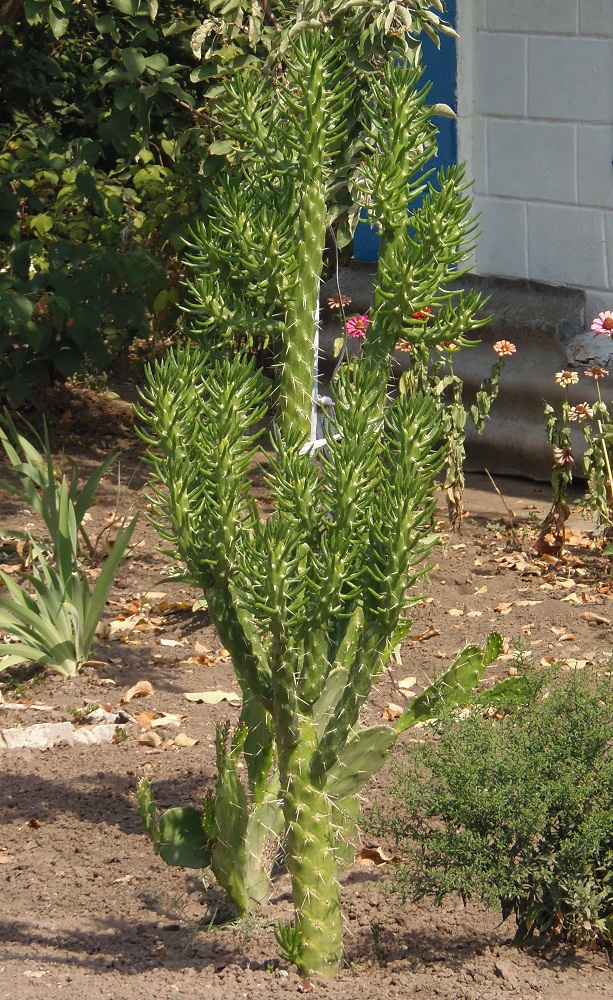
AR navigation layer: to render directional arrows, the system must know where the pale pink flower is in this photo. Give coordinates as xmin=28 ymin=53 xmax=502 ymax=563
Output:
xmin=591 ymin=311 xmax=613 ymax=335
xmin=346 ymin=314 xmax=370 ymax=339
xmin=555 ymin=370 xmax=579 ymax=387
xmin=584 ymin=365 xmax=609 ymax=380
xmin=568 ymin=403 xmax=593 ymax=422
xmin=327 ymin=293 xmax=352 ymax=310
xmin=553 ymin=446 xmax=575 ymax=466
xmin=492 ymin=340 xmax=516 ymax=357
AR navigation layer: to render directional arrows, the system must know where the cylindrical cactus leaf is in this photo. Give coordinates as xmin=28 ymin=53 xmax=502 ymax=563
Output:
xmin=311 ymin=666 xmax=349 ymax=740
xmin=395 ymin=633 xmax=503 ymax=735
xmin=240 ymin=686 xmax=275 ymax=802
xmin=323 ymin=725 xmax=396 ymax=801
xmin=137 ymin=777 xmax=160 ymax=850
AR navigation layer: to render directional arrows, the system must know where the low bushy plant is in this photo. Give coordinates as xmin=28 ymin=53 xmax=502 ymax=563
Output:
xmin=373 ymin=667 xmax=613 ymax=949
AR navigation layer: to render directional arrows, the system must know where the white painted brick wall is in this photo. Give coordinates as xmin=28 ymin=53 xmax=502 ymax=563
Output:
xmin=458 ymin=0 xmax=613 ymax=317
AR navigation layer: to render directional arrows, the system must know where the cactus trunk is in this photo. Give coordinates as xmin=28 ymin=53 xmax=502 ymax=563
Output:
xmin=280 ymin=725 xmax=343 ymax=978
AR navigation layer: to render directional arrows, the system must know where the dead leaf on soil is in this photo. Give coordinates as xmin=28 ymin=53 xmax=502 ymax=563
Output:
xmin=151 ymin=712 xmax=186 ymax=729
xmin=562 ymin=658 xmax=591 ymax=670
xmin=112 ymin=874 xmax=134 ymax=884
xmin=409 ymin=625 xmax=440 ymax=642
xmin=184 ymin=690 xmax=241 ymax=705
xmin=447 ymin=608 xmax=464 ymax=617
xmin=109 ymin=614 xmax=162 ymax=637
xmin=171 ymin=733 xmax=199 ymax=748
xmin=493 ymin=602 xmax=515 ymax=615
xmin=382 ymin=703 xmax=403 ymax=720
xmin=157 ymin=599 xmax=192 ymax=613
xmin=356 ymin=846 xmax=401 ymax=866
xmin=182 ymin=653 xmax=218 ymax=666
xmin=132 ymin=711 xmax=157 ymax=730
xmin=136 ymin=731 xmax=163 ymax=748
xmin=581 ymin=612 xmax=611 ymax=625
xmin=123 ymin=680 xmax=155 ymax=703
xmin=398 ymin=676 xmax=417 ymax=691
xmin=556 ymin=633 xmax=577 ymax=642
xmin=159 ymin=638 xmax=184 ymax=647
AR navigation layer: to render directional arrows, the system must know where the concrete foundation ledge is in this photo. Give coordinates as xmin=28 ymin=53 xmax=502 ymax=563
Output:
xmin=319 ymin=267 xmax=613 ymax=481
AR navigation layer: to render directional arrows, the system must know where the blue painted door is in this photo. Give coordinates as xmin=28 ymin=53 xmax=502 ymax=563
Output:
xmin=353 ymin=0 xmax=458 ymax=262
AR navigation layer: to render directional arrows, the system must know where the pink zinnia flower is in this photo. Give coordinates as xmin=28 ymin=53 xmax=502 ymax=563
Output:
xmin=591 ymin=312 xmax=613 ymax=335
xmin=584 ymin=365 xmax=609 ymax=380
xmin=492 ymin=340 xmax=516 ymax=357
xmin=346 ymin=314 xmax=370 ymax=339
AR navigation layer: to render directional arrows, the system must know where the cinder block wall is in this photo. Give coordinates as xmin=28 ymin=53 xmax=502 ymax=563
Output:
xmin=457 ymin=0 xmax=613 ymax=323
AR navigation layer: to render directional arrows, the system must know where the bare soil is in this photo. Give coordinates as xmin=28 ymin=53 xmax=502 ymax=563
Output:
xmin=2 ymin=382 xmax=613 ymax=1000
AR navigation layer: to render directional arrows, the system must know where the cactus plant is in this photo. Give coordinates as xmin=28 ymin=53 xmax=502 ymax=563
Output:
xmin=138 ymin=22 xmax=499 ymax=978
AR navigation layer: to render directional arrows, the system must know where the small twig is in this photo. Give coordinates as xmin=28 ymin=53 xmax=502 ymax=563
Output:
xmin=484 ymin=468 xmax=521 ymax=548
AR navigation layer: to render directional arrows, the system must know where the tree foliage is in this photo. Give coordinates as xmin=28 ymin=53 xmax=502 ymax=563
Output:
xmin=0 ymin=0 xmax=455 ymax=402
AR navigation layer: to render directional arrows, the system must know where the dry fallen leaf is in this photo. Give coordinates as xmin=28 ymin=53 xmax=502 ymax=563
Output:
xmin=356 ymin=846 xmax=401 ymax=865
xmin=151 ymin=712 xmax=186 ymax=729
xmin=123 ymin=680 xmax=155 ymax=703
xmin=556 ymin=632 xmax=577 ymax=642
xmin=398 ymin=676 xmax=417 ymax=691
xmin=133 ymin=711 xmax=156 ymax=730
xmin=381 ymin=703 xmax=403 ymax=721
xmin=494 ymin=602 xmax=514 ymax=615
xmin=581 ymin=612 xmax=611 ymax=625
xmin=564 ymin=658 xmax=590 ymax=670
xmin=409 ymin=625 xmax=440 ymax=642
xmin=172 ymin=733 xmax=199 ymax=748
xmin=184 ymin=690 xmax=241 ymax=705
xmin=158 ymin=599 xmax=192 ymax=612
xmin=109 ymin=614 xmax=161 ymax=637
xmin=136 ymin=731 xmax=163 ymax=748
xmin=447 ymin=608 xmax=464 ymax=617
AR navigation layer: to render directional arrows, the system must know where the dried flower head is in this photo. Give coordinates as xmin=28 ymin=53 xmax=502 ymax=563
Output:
xmin=327 ymin=293 xmax=352 ymax=310
xmin=395 ymin=339 xmax=412 ymax=353
xmin=492 ymin=340 xmax=516 ymax=357
xmin=568 ymin=403 xmax=593 ymax=422
xmin=591 ymin=311 xmax=613 ymax=335
xmin=346 ymin=314 xmax=370 ymax=339
xmin=584 ymin=365 xmax=609 ymax=379
xmin=555 ymin=370 xmax=579 ymax=387
xmin=553 ymin=446 xmax=575 ymax=466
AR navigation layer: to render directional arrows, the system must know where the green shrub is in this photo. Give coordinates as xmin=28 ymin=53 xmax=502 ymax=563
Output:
xmin=374 ymin=667 xmax=613 ymax=948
